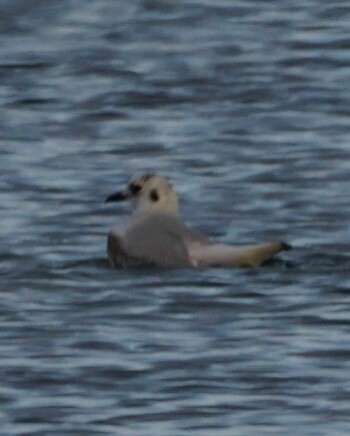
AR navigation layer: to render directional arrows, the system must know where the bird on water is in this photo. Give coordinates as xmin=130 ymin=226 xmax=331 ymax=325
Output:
xmin=105 ymin=174 xmax=291 ymax=268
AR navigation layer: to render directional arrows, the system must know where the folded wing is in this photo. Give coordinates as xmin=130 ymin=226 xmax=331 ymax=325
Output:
xmin=189 ymin=241 xmax=291 ymax=267
xmin=108 ymin=214 xmax=207 ymax=268
xmin=108 ymin=213 xmax=290 ymax=268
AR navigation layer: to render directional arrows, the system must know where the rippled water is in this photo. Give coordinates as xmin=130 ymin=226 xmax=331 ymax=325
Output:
xmin=1 ymin=1 xmax=350 ymax=434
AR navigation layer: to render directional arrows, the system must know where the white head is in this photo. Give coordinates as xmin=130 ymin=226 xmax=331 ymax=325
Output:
xmin=105 ymin=174 xmax=179 ymax=216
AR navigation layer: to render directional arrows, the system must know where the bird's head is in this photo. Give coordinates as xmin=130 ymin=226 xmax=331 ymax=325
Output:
xmin=105 ymin=174 xmax=179 ymax=216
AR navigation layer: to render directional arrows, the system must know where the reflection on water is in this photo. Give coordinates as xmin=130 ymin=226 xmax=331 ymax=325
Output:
xmin=1 ymin=0 xmax=350 ymax=434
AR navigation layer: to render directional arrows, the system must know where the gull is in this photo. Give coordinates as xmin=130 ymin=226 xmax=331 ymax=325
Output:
xmin=105 ymin=174 xmax=291 ymax=268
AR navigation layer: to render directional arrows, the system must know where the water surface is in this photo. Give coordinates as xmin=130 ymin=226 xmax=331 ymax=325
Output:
xmin=1 ymin=1 xmax=350 ymax=435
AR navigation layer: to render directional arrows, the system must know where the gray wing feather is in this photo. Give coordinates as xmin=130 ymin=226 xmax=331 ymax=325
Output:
xmin=107 ymin=231 xmax=129 ymax=267
xmin=122 ymin=214 xmax=203 ymax=267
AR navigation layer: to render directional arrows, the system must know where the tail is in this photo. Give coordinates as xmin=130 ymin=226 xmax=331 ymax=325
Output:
xmin=189 ymin=241 xmax=291 ymax=268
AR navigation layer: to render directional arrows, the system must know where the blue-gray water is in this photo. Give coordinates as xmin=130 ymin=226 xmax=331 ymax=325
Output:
xmin=1 ymin=1 xmax=350 ymax=435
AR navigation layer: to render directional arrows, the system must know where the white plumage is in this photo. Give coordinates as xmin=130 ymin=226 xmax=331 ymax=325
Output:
xmin=105 ymin=174 xmax=291 ymax=268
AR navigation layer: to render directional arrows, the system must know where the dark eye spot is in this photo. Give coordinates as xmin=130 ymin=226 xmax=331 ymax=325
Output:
xmin=129 ymin=183 xmax=142 ymax=195
xmin=150 ymin=189 xmax=159 ymax=202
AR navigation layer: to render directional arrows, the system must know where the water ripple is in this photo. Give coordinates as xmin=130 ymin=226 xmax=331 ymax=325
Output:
xmin=1 ymin=0 xmax=350 ymax=434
